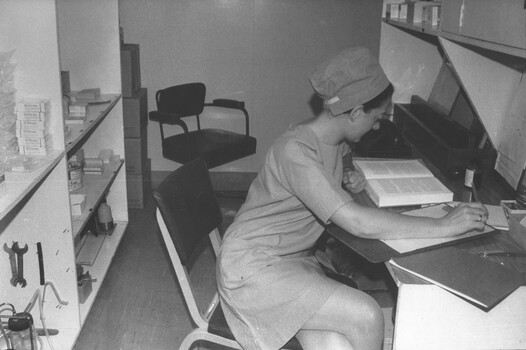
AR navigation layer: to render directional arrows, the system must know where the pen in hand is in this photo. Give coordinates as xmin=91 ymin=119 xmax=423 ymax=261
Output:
xmin=471 ymin=182 xmax=480 ymax=202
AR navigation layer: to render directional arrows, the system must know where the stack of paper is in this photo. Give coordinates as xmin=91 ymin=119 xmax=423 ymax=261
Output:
xmin=15 ymin=99 xmax=52 ymax=156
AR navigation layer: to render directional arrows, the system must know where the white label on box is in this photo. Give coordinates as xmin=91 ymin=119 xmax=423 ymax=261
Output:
xmin=16 ymin=99 xmax=47 ymax=112
xmin=16 ymin=111 xmax=47 ymax=121
xmin=18 ymin=136 xmax=50 ymax=147
xmin=16 ymin=120 xmax=46 ymax=130
xmin=16 ymin=128 xmax=46 ymax=139
xmin=21 ymin=145 xmax=49 ymax=156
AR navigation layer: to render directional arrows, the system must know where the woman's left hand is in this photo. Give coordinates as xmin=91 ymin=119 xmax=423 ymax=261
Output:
xmin=343 ymin=168 xmax=366 ymax=194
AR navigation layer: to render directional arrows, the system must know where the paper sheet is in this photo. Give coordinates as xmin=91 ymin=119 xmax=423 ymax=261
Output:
xmin=382 ymin=204 xmax=494 ymax=254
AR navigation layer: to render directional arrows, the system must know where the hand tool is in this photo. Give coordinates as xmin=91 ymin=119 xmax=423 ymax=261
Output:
xmin=3 ymin=243 xmax=18 ymax=287
xmin=12 ymin=242 xmax=28 ymax=287
xmin=37 ymin=242 xmax=45 ymax=285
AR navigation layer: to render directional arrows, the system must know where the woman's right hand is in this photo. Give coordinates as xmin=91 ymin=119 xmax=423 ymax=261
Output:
xmin=440 ymin=202 xmax=489 ymax=236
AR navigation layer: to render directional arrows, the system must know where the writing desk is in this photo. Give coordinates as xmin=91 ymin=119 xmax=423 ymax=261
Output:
xmin=326 ymin=158 xmax=526 ymax=349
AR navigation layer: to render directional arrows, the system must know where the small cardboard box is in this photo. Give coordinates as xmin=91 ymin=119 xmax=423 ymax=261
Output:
xmin=509 ymin=214 xmax=526 ymax=250
xmin=386 ymin=3 xmax=401 ymax=19
xmin=70 ymin=193 xmax=86 ymax=216
xmin=123 ymin=88 xmax=148 ymax=138
xmin=407 ymin=1 xmax=441 ymax=24
xmin=127 ymin=159 xmax=151 ymax=209
xmin=124 ymin=136 xmax=148 ymax=175
xmin=422 ymin=3 xmax=441 ymax=26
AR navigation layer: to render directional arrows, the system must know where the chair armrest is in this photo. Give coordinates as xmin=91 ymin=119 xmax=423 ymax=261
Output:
xmin=204 ymin=99 xmax=250 ymax=136
xmin=209 ymin=99 xmax=245 ymax=110
xmin=149 ymin=111 xmax=189 ymax=134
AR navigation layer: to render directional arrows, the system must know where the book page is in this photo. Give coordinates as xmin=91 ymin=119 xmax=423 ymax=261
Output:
xmin=369 ymin=176 xmax=450 ymax=196
xmin=354 ymin=159 xmax=433 ymax=179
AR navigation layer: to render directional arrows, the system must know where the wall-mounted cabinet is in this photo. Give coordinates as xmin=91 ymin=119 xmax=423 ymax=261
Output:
xmin=440 ymin=0 xmax=526 ymax=58
xmin=0 ymin=0 xmax=127 ymax=348
xmin=380 ymin=0 xmax=526 ymax=189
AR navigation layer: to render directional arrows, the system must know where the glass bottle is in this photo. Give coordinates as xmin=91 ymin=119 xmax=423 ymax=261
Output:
xmin=464 ymin=159 xmax=482 ymax=189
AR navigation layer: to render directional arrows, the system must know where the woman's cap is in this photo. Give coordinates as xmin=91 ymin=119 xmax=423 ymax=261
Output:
xmin=309 ymin=47 xmax=390 ymax=116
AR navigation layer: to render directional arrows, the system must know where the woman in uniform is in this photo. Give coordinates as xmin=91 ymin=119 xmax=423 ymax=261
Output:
xmin=216 ymin=47 xmax=488 ymax=350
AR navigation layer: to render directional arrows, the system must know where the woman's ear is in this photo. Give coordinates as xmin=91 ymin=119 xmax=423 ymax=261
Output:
xmin=349 ymin=105 xmax=364 ymax=122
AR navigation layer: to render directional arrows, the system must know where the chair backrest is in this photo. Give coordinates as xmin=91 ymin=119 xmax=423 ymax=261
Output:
xmin=152 ymin=158 xmax=222 ymax=266
xmin=153 ymin=158 xmax=224 ymax=329
xmin=156 ymin=82 xmax=206 ymax=117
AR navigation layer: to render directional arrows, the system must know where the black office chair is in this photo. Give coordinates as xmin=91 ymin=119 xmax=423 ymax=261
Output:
xmin=152 ymin=158 xmax=302 ymax=350
xmin=149 ymin=82 xmax=257 ymax=169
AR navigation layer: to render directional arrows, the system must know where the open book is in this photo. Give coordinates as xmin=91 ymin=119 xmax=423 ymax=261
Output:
xmin=353 ymin=159 xmax=453 ymax=207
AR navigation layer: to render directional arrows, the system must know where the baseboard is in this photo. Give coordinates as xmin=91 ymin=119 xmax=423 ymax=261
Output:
xmin=150 ymin=170 xmax=257 ymax=192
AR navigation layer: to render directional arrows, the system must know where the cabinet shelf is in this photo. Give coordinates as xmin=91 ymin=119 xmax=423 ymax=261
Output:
xmin=383 ymin=18 xmax=438 ymax=36
xmin=65 ymin=94 xmax=120 ymax=156
xmin=76 ymin=221 xmax=127 ymax=324
xmin=70 ymin=159 xmax=124 ymax=239
xmin=0 ymin=150 xmax=64 ymax=224
xmin=1 ymin=2 xmax=127 ymax=348
xmin=439 ymin=31 xmax=526 ymax=59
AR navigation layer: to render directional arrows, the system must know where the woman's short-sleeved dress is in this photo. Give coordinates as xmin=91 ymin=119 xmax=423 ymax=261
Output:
xmin=216 ymin=124 xmax=354 ymax=350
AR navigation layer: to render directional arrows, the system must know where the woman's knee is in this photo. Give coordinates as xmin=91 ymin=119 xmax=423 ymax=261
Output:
xmin=361 ymin=296 xmax=384 ymax=332
xmin=296 ymin=329 xmax=353 ymax=350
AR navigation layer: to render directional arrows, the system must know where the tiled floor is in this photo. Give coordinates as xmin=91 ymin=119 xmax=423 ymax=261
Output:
xmin=74 ymin=185 xmax=395 ymax=349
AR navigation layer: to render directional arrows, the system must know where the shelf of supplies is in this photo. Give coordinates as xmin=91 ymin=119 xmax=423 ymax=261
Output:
xmin=70 ymin=159 xmax=124 ymax=238
xmin=65 ymin=94 xmax=121 ymax=156
xmin=0 ymin=150 xmax=64 ymax=225
xmin=77 ymin=221 xmax=127 ymax=324
xmin=383 ymin=18 xmax=438 ymax=36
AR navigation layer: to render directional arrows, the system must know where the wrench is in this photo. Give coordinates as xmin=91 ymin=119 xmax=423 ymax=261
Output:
xmin=12 ymin=242 xmax=28 ymax=287
xmin=3 ymin=243 xmax=18 ymax=286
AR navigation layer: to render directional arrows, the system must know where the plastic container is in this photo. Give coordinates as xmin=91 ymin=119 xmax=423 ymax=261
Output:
xmin=7 ymin=312 xmax=37 ymax=350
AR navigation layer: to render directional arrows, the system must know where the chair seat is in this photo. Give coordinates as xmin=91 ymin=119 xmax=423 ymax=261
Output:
xmin=209 ymin=304 xmax=303 ymax=350
xmin=163 ymin=129 xmax=256 ymax=168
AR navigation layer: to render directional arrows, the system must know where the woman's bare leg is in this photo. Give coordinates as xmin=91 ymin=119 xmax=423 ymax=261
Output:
xmin=295 ymin=284 xmax=384 ymax=350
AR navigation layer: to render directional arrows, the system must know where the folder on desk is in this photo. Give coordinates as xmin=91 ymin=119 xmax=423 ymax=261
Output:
xmin=390 ymin=246 xmax=524 ymax=310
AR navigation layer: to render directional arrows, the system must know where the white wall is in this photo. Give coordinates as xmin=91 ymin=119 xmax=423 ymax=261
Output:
xmin=118 ymin=0 xmax=383 ymax=172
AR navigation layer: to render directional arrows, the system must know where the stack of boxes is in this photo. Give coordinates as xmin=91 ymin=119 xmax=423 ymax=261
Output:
xmin=386 ymin=0 xmax=441 ymax=26
xmin=16 ymin=99 xmax=51 ymax=156
xmin=121 ymin=43 xmax=150 ymax=208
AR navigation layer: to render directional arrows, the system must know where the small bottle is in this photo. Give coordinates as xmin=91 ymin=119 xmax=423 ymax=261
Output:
xmin=516 ymin=167 xmax=526 ymax=206
xmin=62 ymin=94 xmax=71 ymax=119
xmin=97 ymin=197 xmax=114 ymax=234
xmin=464 ymin=159 xmax=482 ymax=189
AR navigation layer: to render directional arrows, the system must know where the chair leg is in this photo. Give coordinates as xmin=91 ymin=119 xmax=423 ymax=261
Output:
xmin=179 ymin=329 xmax=243 ymax=350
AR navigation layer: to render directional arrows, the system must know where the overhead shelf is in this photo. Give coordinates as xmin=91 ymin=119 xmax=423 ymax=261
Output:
xmin=383 ymin=18 xmax=438 ymax=36
xmin=77 ymin=221 xmax=127 ymax=324
xmin=65 ymin=94 xmax=121 ymax=156
xmin=70 ymin=158 xmax=125 ymax=238
xmin=0 ymin=150 xmax=64 ymax=224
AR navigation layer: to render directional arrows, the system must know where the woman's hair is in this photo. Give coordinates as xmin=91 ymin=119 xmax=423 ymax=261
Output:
xmin=362 ymin=83 xmax=394 ymax=113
